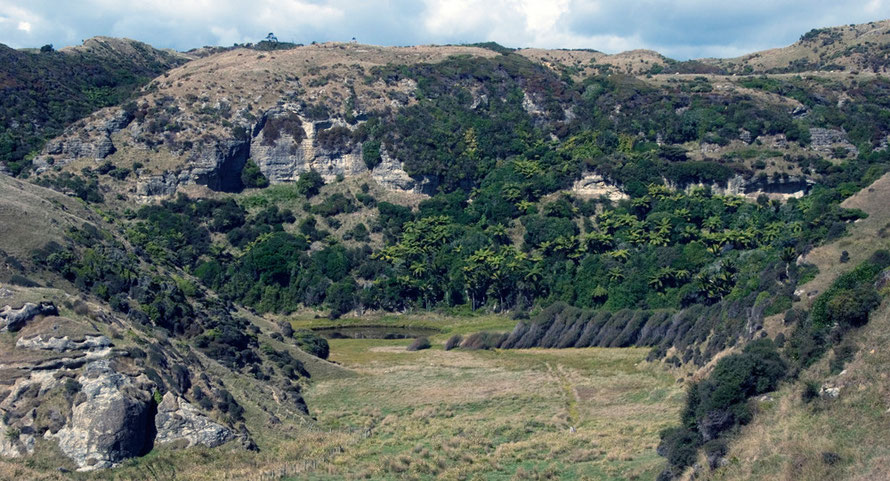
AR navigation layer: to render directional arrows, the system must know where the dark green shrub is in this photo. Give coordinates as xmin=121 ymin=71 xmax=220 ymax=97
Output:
xmin=295 ymin=170 xmax=325 ymax=198
xmin=657 ymin=426 xmax=701 ymax=470
xmin=241 ymin=160 xmax=269 ymax=188
xmin=662 ymin=339 xmax=786 ymax=471
xmin=293 ymin=329 xmax=330 ymax=359
xmin=363 ymin=140 xmax=382 ymax=169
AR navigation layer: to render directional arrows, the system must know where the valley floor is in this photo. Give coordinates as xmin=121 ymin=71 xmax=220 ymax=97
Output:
xmin=0 ymin=315 xmax=682 ymax=481
xmin=293 ymin=317 xmax=683 ymax=480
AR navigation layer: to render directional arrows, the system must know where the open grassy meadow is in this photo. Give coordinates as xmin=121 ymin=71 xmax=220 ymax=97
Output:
xmin=290 ymin=314 xmax=684 ymax=480
xmin=0 ymin=314 xmax=682 ymax=481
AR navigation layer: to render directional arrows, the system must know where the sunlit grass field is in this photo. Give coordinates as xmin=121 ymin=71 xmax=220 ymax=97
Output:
xmin=291 ymin=314 xmax=683 ymax=480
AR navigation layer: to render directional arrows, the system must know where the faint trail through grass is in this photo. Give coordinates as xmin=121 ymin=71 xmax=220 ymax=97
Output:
xmin=548 ymin=361 xmax=581 ymax=428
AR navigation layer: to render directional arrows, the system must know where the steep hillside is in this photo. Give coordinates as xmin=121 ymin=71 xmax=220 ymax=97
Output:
xmin=0 ymin=37 xmax=189 ymax=175
xmin=707 ymin=19 xmax=890 ymax=74
xmin=686 ymin=177 xmax=890 ymax=481
xmin=0 ymin=175 xmax=346 ymax=473
xmin=24 ymin=23 xmax=890 ymax=362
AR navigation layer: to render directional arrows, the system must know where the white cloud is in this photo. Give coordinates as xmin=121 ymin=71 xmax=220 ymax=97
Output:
xmin=209 ymin=25 xmax=245 ymax=46
xmin=520 ymin=0 xmax=569 ymax=34
xmin=17 ymin=21 xmax=30 ymax=32
xmin=866 ymin=0 xmax=885 ymax=13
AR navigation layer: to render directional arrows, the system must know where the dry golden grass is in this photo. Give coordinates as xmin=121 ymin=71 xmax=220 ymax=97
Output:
xmin=517 ymin=48 xmax=667 ymax=77
xmin=299 ymin=340 xmax=683 ymax=480
xmin=796 ymin=173 xmax=890 ymax=308
xmin=0 ymin=175 xmax=100 ymax=261
xmin=705 ymin=20 xmax=890 ymax=73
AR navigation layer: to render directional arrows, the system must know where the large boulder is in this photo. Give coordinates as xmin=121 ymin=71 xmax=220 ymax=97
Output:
xmin=52 ymin=360 xmax=154 ymax=470
xmin=154 ymin=392 xmax=233 ymax=449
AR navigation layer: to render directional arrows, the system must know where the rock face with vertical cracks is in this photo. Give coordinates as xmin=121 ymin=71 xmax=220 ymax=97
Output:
xmin=185 ymin=139 xmax=250 ymax=192
xmin=51 ymin=360 xmax=155 ymax=471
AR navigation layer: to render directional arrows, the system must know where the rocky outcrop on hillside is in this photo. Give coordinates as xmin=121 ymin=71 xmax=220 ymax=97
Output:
xmin=251 ymin=105 xmax=367 ymax=183
xmin=16 ymin=334 xmax=111 ymax=352
xmin=0 ymin=305 xmax=247 ymax=471
xmin=36 ymin=109 xmax=134 ymax=170
xmin=154 ymin=392 xmax=233 ymax=449
xmin=809 ymin=127 xmax=858 ymax=157
xmin=666 ymin=173 xmax=814 ymax=200
xmin=1 ymin=302 xmax=58 ymax=332
xmin=183 ymin=139 xmax=251 ymax=192
xmin=372 ymin=148 xmax=439 ymax=195
xmin=51 ymin=360 xmax=156 ymax=470
xmin=571 ymin=173 xmax=629 ymax=201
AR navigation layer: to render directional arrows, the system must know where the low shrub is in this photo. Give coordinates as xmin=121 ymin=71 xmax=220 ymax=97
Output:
xmin=293 ymin=329 xmax=330 ymax=359
xmin=407 ymin=337 xmax=431 ymax=351
xmin=444 ymin=334 xmax=462 ymax=350
xmin=460 ymin=331 xmax=506 ymax=350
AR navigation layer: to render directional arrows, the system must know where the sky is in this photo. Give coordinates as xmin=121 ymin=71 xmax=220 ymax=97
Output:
xmin=2 ymin=1 xmax=890 ymax=59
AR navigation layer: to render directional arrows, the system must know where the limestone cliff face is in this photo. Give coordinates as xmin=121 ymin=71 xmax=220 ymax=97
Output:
xmin=41 ymin=101 xmax=434 ymax=199
xmin=665 ymin=173 xmax=815 ymax=200
xmin=251 ymin=105 xmax=367 ymax=183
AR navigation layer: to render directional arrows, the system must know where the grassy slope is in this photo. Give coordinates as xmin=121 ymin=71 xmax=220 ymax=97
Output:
xmin=707 ymin=19 xmax=890 ymax=73
xmin=0 ymin=174 xmax=101 ymax=261
xmin=795 ymin=173 xmax=890 ymax=308
xmin=698 ymin=174 xmax=890 ymax=480
xmin=710 ymin=300 xmax=890 ymax=480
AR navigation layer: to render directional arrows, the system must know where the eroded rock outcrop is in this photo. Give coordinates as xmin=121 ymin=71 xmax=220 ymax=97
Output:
xmin=16 ymin=334 xmax=111 ymax=352
xmin=183 ymin=139 xmax=251 ymax=192
xmin=666 ymin=173 xmax=813 ymax=200
xmin=136 ymin=172 xmax=179 ymax=197
xmin=571 ymin=173 xmax=629 ymax=201
xmin=0 ymin=302 xmax=58 ymax=332
xmin=371 ymin=148 xmax=438 ymax=195
xmin=251 ymin=106 xmax=369 ymax=183
xmin=154 ymin=392 xmax=233 ymax=449
xmin=51 ymin=360 xmax=155 ymax=470
xmin=809 ymin=127 xmax=858 ymax=157
xmin=35 ymin=109 xmax=134 ymax=170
